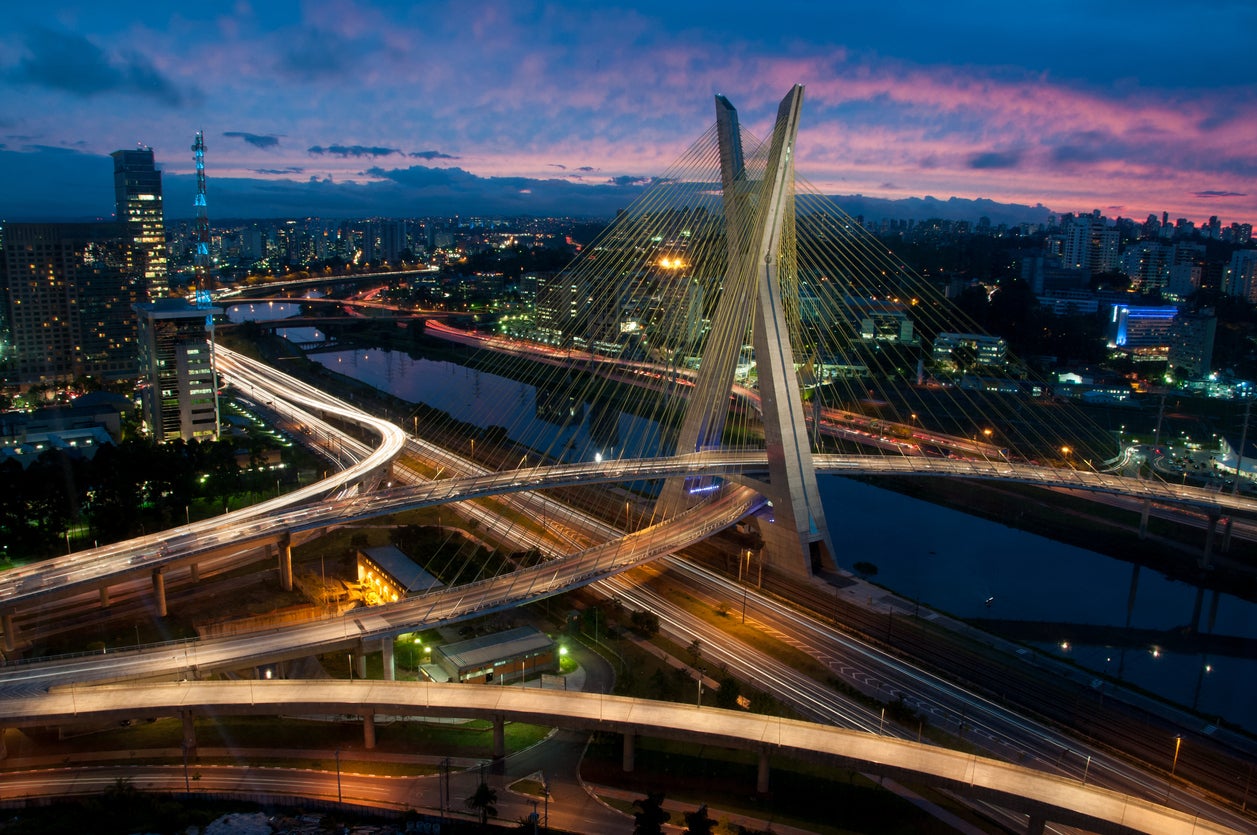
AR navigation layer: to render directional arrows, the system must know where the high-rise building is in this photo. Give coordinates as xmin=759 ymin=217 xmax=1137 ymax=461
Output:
xmin=1168 ymin=309 xmax=1216 ymax=379
xmin=0 ymin=223 xmax=140 ymax=386
xmin=1225 ymin=250 xmax=1257 ymax=302
xmin=112 ymin=147 xmax=168 ymax=300
xmin=135 ymin=298 xmax=220 ymax=442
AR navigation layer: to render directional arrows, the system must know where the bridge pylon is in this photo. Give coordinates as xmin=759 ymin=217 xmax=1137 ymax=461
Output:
xmin=657 ymin=86 xmax=836 ymax=578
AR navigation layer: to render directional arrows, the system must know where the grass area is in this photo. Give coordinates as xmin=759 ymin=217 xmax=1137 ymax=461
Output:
xmin=7 ymin=714 xmax=551 ymax=776
xmin=509 ymin=777 xmax=547 ymax=798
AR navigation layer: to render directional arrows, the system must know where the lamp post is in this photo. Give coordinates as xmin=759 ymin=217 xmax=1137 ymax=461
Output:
xmin=335 ymin=749 xmax=343 ymax=803
xmin=1167 ymin=734 xmax=1182 ymax=801
xmin=1193 ymin=662 xmax=1213 ymax=710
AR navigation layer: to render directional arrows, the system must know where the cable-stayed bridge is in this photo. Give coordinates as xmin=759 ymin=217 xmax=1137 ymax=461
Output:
xmin=6 ymin=84 xmax=1256 ymax=629
xmin=0 ymin=87 xmax=1255 ymax=833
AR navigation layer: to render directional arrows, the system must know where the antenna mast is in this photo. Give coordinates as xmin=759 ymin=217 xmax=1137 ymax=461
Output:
xmin=192 ymin=130 xmax=212 ymax=301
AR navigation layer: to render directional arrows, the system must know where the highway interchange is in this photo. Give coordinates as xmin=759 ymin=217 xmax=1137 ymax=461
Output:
xmin=0 ymin=343 xmax=1254 ymax=833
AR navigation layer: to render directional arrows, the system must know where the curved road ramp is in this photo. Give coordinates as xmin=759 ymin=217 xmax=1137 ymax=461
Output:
xmin=0 ymin=680 xmax=1240 ymax=835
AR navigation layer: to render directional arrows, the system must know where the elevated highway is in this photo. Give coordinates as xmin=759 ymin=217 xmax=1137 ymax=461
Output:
xmin=3 ymin=449 xmax=1253 ymax=616
xmin=0 ymin=680 xmax=1240 ymax=835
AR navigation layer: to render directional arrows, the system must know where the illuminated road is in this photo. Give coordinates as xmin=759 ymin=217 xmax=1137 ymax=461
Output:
xmin=0 ymin=350 xmax=1250 ymax=832
xmin=0 ymin=680 xmax=1241 ymax=835
xmin=3 ymin=443 xmax=1251 ymax=615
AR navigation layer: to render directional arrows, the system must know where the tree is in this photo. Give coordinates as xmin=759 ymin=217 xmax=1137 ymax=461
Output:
xmin=683 ymin=804 xmax=717 ymax=835
xmin=852 ymin=561 xmax=878 ymax=579
xmin=629 ymin=608 xmax=660 ymax=638
xmin=465 ymin=777 xmax=499 ymax=828
xmin=686 ymin=638 xmax=703 ymax=666
xmin=714 ymin=675 xmax=743 ymax=710
xmin=632 ymin=791 xmax=671 ymax=835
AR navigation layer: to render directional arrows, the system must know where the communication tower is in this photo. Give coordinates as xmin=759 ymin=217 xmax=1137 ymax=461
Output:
xmin=192 ymin=130 xmax=212 ymax=304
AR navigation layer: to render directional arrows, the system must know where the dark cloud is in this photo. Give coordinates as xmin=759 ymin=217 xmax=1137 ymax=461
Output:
xmin=577 ymin=166 xmax=596 ymax=173
xmin=224 ymin=131 xmax=281 ymax=149
xmin=12 ymin=28 xmax=188 ymax=106
xmin=0 ymin=147 xmax=1065 ymax=227
xmin=1048 ymin=130 xmax=1124 ymax=166
xmin=252 ymin=167 xmax=305 ymax=175
xmin=1194 ymin=190 xmax=1247 ymax=199
xmin=408 ymin=149 xmax=458 ymax=160
xmin=276 ymin=28 xmax=356 ymax=79
xmin=608 ymin=175 xmax=654 ymax=187
xmin=1051 ymin=145 xmax=1107 ymax=165
xmin=968 ymin=150 xmax=1023 ymax=170
xmin=548 ymin=163 xmax=568 ymax=170
xmin=308 ymin=145 xmax=401 ymax=158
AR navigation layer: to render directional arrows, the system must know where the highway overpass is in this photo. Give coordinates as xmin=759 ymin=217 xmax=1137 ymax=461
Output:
xmin=0 ymin=680 xmax=1239 ymax=835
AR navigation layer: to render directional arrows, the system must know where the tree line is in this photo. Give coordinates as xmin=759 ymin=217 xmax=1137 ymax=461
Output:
xmin=0 ymin=437 xmax=284 ymax=560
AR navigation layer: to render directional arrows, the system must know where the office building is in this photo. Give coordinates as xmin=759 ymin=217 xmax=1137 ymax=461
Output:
xmin=135 ymin=297 xmax=220 ymax=442
xmin=112 ymin=147 xmax=169 ymax=300
xmin=1107 ymin=304 xmax=1178 ymax=356
xmin=0 ymin=223 xmax=140 ymax=386
xmin=1167 ymin=310 xmax=1216 ymax=379
xmin=932 ymin=332 xmax=1007 ymax=370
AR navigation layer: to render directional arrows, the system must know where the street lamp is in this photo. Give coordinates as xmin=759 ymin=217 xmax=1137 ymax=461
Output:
xmin=740 ymin=549 xmax=753 ymax=623
xmin=1193 ymin=662 xmax=1213 ymax=710
xmin=335 ymin=749 xmax=343 ymax=803
xmin=1167 ymin=734 xmax=1182 ymax=801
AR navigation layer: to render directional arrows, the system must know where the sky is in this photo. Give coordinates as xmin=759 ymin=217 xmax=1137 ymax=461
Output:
xmin=0 ymin=1 xmax=1254 ymax=225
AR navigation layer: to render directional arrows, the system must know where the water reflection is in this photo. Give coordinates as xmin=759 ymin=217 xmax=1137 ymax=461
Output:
xmin=819 ymin=476 xmax=1255 ymax=731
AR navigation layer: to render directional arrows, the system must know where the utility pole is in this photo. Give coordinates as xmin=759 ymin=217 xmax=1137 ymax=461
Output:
xmin=1234 ymin=395 xmax=1251 ymax=496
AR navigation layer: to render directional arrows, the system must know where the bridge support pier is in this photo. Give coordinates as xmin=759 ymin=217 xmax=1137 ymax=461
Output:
xmin=152 ymin=567 xmax=167 ymax=618
xmin=1138 ymin=499 xmax=1150 ymax=539
xmin=1 ymin=612 xmax=13 ymax=654
xmin=1191 ymin=586 xmax=1206 ymax=633
xmin=381 ymin=637 xmax=395 ymax=681
xmin=363 ymin=709 xmax=376 ymax=750
xmin=278 ymin=534 xmax=293 ymax=592
xmin=756 ymin=751 xmax=770 ymax=794
xmin=181 ymin=710 xmax=197 ymax=759
xmin=0 ymin=729 xmax=6 ymax=760
xmin=354 ymin=650 xmax=368 ymax=681
xmin=189 ymin=562 xmax=199 ymax=583
xmin=1026 ymin=813 xmax=1047 ymax=835
xmin=99 ymin=585 xmax=110 ymax=608
xmin=492 ymin=715 xmax=505 ymax=760
xmin=622 ymin=733 xmax=635 ymax=772
xmin=1221 ymin=516 xmax=1234 ymax=553
xmin=1200 ymin=512 xmax=1218 ymax=569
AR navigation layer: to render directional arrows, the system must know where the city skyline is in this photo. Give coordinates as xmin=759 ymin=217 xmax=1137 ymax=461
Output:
xmin=0 ymin=1 xmax=1254 ymax=224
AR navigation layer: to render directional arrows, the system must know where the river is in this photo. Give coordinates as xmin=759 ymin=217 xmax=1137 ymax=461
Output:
xmin=229 ymin=310 xmax=1256 ymax=733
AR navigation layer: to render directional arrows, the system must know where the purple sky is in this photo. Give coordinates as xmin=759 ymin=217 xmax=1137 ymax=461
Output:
xmin=1 ymin=1 xmax=1254 ymax=224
